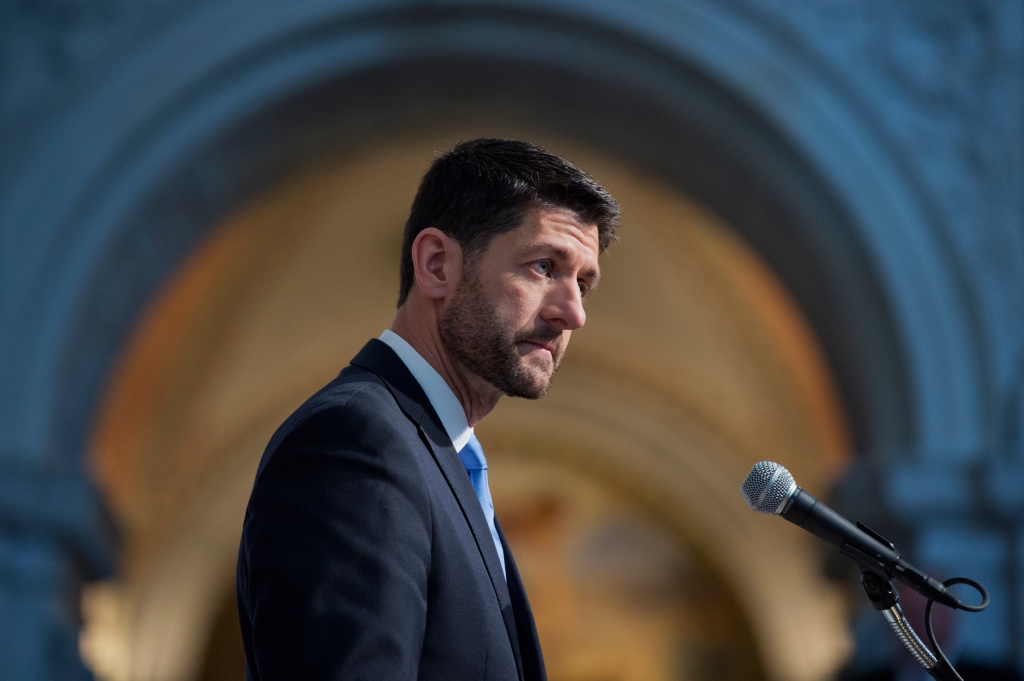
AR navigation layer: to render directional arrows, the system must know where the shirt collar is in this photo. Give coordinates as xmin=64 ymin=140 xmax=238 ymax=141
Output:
xmin=378 ymin=330 xmax=473 ymax=452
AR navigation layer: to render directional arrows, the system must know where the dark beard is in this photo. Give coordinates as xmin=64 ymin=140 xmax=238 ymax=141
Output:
xmin=439 ymin=271 xmax=563 ymax=399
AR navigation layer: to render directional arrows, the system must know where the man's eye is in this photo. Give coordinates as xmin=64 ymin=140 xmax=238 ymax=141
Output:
xmin=531 ymin=261 xmax=550 ymax=275
xmin=578 ymin=281 xmax=589 ymax=296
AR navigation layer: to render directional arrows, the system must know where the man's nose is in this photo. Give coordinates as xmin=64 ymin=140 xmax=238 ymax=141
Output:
xmin=543 ymin=279 xmax=586 ymax=331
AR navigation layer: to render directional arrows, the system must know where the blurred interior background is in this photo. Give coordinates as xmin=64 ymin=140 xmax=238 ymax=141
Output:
xmin=0 ymin=2 xmax=1021 ymax=681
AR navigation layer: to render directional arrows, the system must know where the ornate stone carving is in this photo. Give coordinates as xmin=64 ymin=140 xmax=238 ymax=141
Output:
xmin=0 ymin=0 xmax=201 ymax=184
xmin=758 ymin=0 xmax=1024 ymax=393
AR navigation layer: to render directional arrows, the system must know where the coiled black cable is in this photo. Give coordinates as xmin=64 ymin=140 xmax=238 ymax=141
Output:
xmin=923 ymin=577 xmax=990 ymax=681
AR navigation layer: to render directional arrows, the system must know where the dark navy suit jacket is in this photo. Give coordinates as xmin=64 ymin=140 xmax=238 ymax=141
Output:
xmin=237 ymin=339 xmax=546 ymax=681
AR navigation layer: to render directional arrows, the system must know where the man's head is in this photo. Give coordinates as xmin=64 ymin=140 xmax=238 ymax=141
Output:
xmin=399 ymin=139 xmax=619 ymax=399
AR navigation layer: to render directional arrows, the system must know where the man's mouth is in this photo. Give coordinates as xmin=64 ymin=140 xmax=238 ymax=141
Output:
xmin=518 ymin=339 xmax=557 ymax=357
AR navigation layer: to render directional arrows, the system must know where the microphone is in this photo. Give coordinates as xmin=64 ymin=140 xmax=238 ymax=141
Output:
xmin=741 ymin=461 xmax=960 ymax=609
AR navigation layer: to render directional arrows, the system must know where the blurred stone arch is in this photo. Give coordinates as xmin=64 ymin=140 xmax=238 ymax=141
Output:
xmin=0 ymin=1 xmax=1004 ymax=680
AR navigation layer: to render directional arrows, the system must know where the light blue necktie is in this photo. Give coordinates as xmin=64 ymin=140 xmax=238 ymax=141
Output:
xmin=457 ymin=433 xmax=506 ymax=579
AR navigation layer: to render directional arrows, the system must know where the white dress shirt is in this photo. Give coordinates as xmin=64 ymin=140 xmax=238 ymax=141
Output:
xmin=378 ymin=330 xmax=474 ymax=453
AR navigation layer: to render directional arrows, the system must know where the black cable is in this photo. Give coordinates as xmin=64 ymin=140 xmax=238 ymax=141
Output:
xmin=945 ymin=577 xmax=990 ymax=612
xmin=924 ymin=577 xmax=990 ymax=679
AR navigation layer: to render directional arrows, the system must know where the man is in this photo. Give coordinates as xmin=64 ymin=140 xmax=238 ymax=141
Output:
xmin=236 ymin=139 xmax=619 ymax=680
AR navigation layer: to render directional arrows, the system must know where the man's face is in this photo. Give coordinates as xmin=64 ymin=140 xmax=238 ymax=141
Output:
xmin=439 ymin=207 xmax=601 ymax=398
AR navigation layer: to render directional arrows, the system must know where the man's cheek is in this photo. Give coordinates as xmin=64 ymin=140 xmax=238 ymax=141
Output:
xmin=497 ymin=300 xmax=528 ymax=330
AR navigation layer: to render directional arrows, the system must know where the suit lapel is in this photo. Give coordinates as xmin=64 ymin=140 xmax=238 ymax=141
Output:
xmin=497 ymin=520 xmax=547 ymax=681
xmin=350 ymin=340 xmax=524 ymax=680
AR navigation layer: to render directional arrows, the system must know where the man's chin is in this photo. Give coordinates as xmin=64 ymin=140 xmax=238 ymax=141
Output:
xmin=502 ymin=365 xmax=554 ymax=400
xmin=502 ymin=382 xmax=551 ymax=400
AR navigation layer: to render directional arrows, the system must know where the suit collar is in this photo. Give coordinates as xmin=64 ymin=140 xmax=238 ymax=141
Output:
xmin=377 ymin=330 xmax=473 ymax=452
xmin=350 ymin=339 xmax=524 ymax=680
xmin=350 ymin=339 xmax=429 ymax=425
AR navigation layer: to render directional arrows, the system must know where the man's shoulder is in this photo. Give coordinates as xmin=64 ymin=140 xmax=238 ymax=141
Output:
xmin=278 ymin=364 xmax=405 ymax=440
xmin=251 ymin=361 xmax=423 ymax=483
xmin=309 ymin=364 xmax=395 ymax=411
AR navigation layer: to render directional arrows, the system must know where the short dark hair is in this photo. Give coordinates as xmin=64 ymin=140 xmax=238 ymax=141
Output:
xmin=397 ymin=139 xmax=620 ymax=306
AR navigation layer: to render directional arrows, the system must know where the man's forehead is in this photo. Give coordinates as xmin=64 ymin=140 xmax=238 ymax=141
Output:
xmin=520 ymin=207 xmax=600 ymax=251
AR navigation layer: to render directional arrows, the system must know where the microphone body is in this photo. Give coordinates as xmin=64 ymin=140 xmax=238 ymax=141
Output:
xmin=742 ymin=461 xmax=959 ymax=609
xmin=781 ymin=487 xmax=957 ymax=608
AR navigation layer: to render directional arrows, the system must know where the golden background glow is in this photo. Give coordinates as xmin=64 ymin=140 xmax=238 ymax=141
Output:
xmin=83 ymin=133 xmax=852 ymax=681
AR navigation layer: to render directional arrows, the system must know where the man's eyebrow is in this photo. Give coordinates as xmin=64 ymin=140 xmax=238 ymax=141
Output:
xmin=524 ymin=243 xmax=572 ymax=261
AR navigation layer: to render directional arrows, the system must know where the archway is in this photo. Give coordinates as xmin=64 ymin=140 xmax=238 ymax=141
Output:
xmin=1 ymin=4 xmax=990 ymax=679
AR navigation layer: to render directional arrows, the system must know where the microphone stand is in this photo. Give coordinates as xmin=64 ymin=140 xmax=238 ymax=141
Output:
xmin=860 ymin=570 xmax=962 ymax=681
xmin=738 ymin=462 xmax=987 ymax=678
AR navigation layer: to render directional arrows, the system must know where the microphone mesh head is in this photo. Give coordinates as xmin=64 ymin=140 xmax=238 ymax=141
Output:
xmin=741 ymin=461 xmax=798 ymax=515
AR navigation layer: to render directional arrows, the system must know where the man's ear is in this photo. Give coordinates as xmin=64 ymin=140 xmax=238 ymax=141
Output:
xmin=410 ymin=227 xmax=462 ymax=300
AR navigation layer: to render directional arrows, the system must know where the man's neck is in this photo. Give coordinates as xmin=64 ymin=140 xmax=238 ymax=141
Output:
xmin=390 ymin=302 xmax=501 ymax=427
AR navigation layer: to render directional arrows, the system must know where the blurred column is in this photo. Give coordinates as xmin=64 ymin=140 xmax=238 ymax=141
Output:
xmin=875 ymin=366 xmax=1024 ymax=671
xmin=916 ymin=525 xmax=1009 ymax=662
xmin=0 ymin=456 xmax=114 ymax=680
